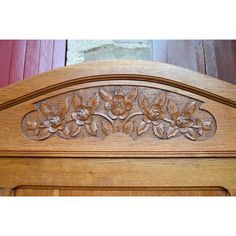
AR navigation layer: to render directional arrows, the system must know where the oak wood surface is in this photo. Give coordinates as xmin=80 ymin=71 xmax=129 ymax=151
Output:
xmin=0 ymin=61 xmax=235 ymax=158
xmin=0 ymin=158 xmax=235 ymax=196
xmin=0 ymin=60 xmax=235 ymax=196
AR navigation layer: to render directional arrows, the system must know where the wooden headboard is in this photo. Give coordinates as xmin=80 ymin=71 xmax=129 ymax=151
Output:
xmin=0 ymin=60 xmax=236 ymax=196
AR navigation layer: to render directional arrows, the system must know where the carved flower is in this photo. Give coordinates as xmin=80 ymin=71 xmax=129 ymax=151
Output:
xmin=39 ymin=100 xmax=69 ymax=133
xmin=71 ymin=93 xmax=100 ymax=136
xmin=137 ymin=92 xmax=166 ymax=138
xmin=167 ymin=100 xmax=197 ymax=140
xmin=99 ymin=88 xmax=138 ymax=119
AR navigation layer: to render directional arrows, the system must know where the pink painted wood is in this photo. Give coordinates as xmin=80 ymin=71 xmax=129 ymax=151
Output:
xmin=0 ymin=40 xmax=66 ymax=88
xmin=38 ymin=40 xmax=54 ymax=73
xmin=24 ymin=40 xmax=41 ymax=79
xmin=8 ymin=40 xmax=27 ymax=84
xmin=0 ymin=40 xmax=13 ymax=87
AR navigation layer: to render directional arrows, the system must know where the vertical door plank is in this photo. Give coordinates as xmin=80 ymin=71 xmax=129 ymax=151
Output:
xmin=152 ymin=40 xmax=205 ymax=74
xmin=204 ymin=40 xmax=236 ymax=84
xmin=52 ymin=40 xmax=66 ymax=68
xmin=0 ymin=40 xmax=13 ymax=88
xmin=23 ymin=40 xmax=41 ymax=79
xmin=38 ymin=40 xmax=54 ymax=73
xmin=8 ymin=40 xmax=27 ymax=84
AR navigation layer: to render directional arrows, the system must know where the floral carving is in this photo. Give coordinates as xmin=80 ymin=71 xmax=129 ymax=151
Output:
xmin=71 ymin=93 xmax=100 ymax=136
xmin=137 ymin=92 xmax=166 ymax=138
xmin=100 ymin=88 xmax=137 ymax=119
xmin=22 ymin=86 xmax=216 ymax=141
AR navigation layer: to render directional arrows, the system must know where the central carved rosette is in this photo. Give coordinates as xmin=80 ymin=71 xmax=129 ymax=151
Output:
xmin=22 ymin=86 xmax=216 ymax=141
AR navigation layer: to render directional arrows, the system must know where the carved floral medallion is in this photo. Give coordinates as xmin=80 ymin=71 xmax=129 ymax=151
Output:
xmin=22 ymin=86 xmax=216 ymax=141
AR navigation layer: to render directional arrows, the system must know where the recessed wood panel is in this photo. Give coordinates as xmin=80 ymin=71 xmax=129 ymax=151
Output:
xmin=13 ymin=187 xmax=227 ymax=196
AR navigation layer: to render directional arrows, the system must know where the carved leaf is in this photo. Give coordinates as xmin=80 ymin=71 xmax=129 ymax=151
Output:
xmin=86 ymin=121 xmax=97 ymax=136
xmin=26 ymin=121 xmax=38 ymax=130
xmin=166 ymin=126 xmax=179 ymax=139
xmin=101 ymin=120 xmax=113 ymax=136
xmin=126 ymin=88 xmax=138 ymax=101
xmin=38 ymin=128 xmax=51 ymax=140
xmin=196 ymin=119 xmax=212 ymax=135
xmin=185 ymin=128 xmax=197 ymax=141
xmin=183 ymin=101 xmax=197 ymax=116
xmin=124 ymin=121 xmax=134 ymax=135
xmin=58 ymin=126 xmax=71 ymax=139
xmin=39 ymin=101 xmax=54 ymax=116
xmin=196 ymin=118 xmax=203 ymax=126
xmin=69 ymin=122 xmax=81 ymax=137
xmin=167 ymin=100 xmax=178 ymax=115
xmin=137 ymin=120 xmax=150 ymax=136
xmin=59 ymin=99 xmax=70 ymax=117
xmin=154 ymin=92 xmax=166 ymax=106
xmin=153 ymin=124 xmax=165 ymax=139
xmin=202 ymin=120 xmax=212 ymax=131
xmin=72 ymin=94 xmax=83 ymax=108
xmin=88 ymin=93 xmax=100 ymax=109
xmin=138 ymin=93 xmax=147 ymax=109
xmin=99 ymin=89 xmax=112 ymax=101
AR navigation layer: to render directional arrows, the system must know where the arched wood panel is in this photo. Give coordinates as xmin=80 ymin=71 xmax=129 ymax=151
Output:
xmin=0 ymin=60 xmax=235 ymax=196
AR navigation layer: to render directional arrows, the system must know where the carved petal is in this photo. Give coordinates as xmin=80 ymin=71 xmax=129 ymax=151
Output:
xmin=137 ymin=120 xmax=150 ymax=136
xmin=101 ymin=120 xmax=113 ymax=136
xmin=154 ymin=92 xmax=166 ymax=106
xmin=99 ymin=89 xmax=112 ymax=101
xmin=167 ymin=100 xmax=178 ymax=115
xmin=126 ymin=88 xmax=138 ymax=101
xmin=108 ymin=111 xmax=118 ymax=120
xmin=88 ymin=93 xmax=100 ymax=109
xmin=86 ymin=121 xmax=97 ymax=136
xmin=39 ymin=101 xmax=54 ymax=117
xmin=166 ymin=126 xmax=179 ymax=139
xmin=153 ymin=124 xmax=165 ymax=139
xmin=138 ymin=93 xmax=147 ymax=109
xmin=184 ymin=128 xmax=197 ymax=141
xmin=183 ymin=101 xmax=197 ymax=116
xmin=49 ymin=127 xmax=58 ymax=133
xmin=72 ymin=94 xmax=83 ymax=108
xmin=124 ymin=121 xmax=134 ymax=135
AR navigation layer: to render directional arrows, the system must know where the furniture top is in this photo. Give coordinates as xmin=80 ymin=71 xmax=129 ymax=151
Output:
xmin=0 ymin=60 xmax=235 ymax=158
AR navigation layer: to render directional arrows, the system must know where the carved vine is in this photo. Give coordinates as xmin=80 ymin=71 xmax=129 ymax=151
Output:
xmin=22 ymin=87 xmax=216 ymax=141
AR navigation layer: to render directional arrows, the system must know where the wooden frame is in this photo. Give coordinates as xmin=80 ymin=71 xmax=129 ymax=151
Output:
xmin=0 ymin=60 xmax=235 ymax=196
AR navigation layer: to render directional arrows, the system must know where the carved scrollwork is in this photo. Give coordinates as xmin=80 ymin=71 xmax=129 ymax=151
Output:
xmin=22 ymin=86 xmax=216 ymax=141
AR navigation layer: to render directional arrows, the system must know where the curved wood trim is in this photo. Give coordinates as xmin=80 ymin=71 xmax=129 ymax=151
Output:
xmin=0 ymin=74 xmax=236 ymax=111
xmin=0 ymin=60 xmax=236 ymax=110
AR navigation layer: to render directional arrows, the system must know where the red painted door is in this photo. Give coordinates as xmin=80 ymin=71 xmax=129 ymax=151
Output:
xmin=0 ymin=40 xmax=66 ymax=88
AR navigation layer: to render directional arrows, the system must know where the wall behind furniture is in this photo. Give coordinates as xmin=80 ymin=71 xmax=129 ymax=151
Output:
xmin=0 ymin=40 xmax=66 ymax=88
xmin=0 ymin=40 xmax=235 ymax=88
xmin=152 ymin=40 xmax=236 ymax=84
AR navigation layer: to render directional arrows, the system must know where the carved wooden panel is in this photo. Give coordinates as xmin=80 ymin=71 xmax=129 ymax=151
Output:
xmin=22 ymin=86 xmax=216 ymax=141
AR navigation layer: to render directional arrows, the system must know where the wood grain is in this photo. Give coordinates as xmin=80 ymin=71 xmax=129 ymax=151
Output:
xmin=0 ymin=158 xmax=235 ymax=196
xmin=13 ymin=187 xmax=227 ymax=196
xmin=0 ymin=60 xmax=235 ymax=196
